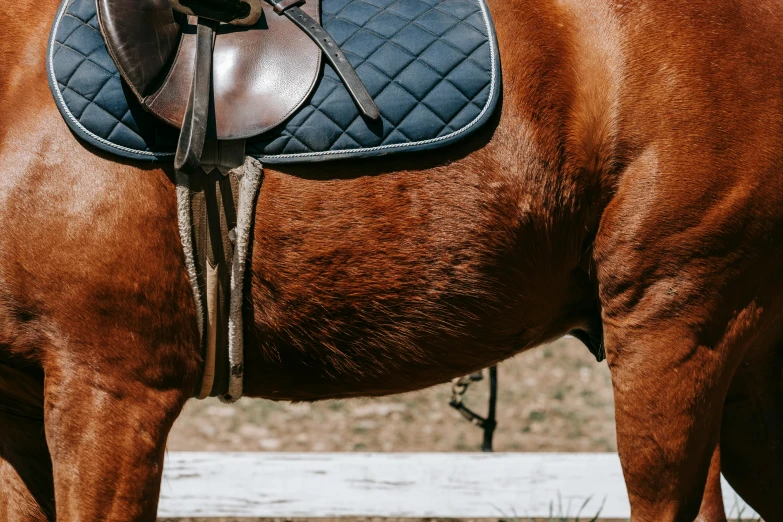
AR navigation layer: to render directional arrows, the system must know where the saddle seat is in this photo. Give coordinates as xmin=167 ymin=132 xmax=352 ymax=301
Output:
xmin=96 ymin=0 xmax=323 ymax=140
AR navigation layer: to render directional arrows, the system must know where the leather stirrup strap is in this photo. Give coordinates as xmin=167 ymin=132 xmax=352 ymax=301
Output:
xmin=268 ymin=0 xmax=380 ymax=120
xmin=190 ymin=162 xmax=240 ymax=399
xmin=175 ymin=19 xmax=217 ymax=173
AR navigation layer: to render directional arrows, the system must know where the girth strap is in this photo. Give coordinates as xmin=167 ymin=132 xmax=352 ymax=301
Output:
xmin=190 ymin=157 xmax=238 ymax=398
xmin=176 ymin=141 xmax=262 ymax=402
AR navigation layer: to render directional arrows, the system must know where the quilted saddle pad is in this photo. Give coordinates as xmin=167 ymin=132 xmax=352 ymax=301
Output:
xmin=48 ymin=0 xmax=500 ymax=164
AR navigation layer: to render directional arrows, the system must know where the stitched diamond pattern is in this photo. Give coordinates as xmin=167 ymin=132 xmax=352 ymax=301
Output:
xmin=49 ymin=0 xmax=498 ymax=163
xmin=248 ymin=0 xmax=494 ymax=158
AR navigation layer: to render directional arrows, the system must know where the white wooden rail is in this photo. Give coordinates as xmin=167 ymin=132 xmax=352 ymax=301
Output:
xmin=158 ymin=452 xmax=759 ymax=519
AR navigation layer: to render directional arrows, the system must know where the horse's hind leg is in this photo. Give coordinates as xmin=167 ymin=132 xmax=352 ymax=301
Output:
xmin=604 ymin=315 xmax=748 ymax=522
xmin=0 ymin=363 xmax=53 ymax=521
xmin=719 ymin=340 xmax=783 ymax=521
xmin=0 ymin=414 xmax=53 ymax=522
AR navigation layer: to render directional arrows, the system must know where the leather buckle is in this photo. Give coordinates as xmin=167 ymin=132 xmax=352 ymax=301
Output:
xmin=170 ymin=0 xmax=263 ymax=26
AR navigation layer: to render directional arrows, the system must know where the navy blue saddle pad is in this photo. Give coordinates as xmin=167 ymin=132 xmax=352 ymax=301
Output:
xmin=48 ymin=0 xmax=500 ymax=164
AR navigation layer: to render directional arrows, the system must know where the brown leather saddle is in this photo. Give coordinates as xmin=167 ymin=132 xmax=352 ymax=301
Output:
xmin=97 ymin=0 xmax=378 ymax=171
xmin=94 ymin=0 xmax=379 ymax=400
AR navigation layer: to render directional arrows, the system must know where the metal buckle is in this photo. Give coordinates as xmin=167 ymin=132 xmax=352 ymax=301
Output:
xmin=449 ymin=366 xmax=498 ymax=452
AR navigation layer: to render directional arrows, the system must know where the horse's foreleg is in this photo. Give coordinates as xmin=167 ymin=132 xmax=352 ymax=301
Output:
xmin=606 ymin=325 xmax=742 ymax=522
xmin=43 ymin=370 xmax=187 ymax=521
xmin=719 ymin=340 xmax=783 ymax=521
xmin=695 ymin=445 xmax=727 ymax=522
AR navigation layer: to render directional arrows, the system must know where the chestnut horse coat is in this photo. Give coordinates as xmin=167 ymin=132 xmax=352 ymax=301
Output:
xmin=1 ymin=0 xmax=782 ymax=521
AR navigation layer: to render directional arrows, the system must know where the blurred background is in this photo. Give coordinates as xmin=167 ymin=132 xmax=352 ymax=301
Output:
xmin=168 ymin=336 xmax=616 ymax=454
xmin=162 ymin=336 xmax=618 ymax=522
xmin=162 ymin=337 xmax=764 ymax=522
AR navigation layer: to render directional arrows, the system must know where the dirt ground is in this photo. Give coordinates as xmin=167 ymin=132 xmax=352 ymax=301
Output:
xmin=168 ymin=336 xmax=617 ymax=453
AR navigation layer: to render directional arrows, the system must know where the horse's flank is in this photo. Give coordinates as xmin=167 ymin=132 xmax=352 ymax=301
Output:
xmin=0 ymin=0 xmax=619 ymax=401
xmin=240 ymin=0 xmax=623 ymax=399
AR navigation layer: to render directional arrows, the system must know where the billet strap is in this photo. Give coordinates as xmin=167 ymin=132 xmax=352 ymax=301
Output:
xmin=177 ymin=141 xmax=247 ymax=400
xmin=267 ymin=0 xmax=380 ymax=120
xmin=175 ymin=19 xmax=217 ymax=173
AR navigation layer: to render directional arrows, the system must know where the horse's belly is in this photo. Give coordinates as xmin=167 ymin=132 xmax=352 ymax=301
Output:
xmin=242 ymin=339 xmax=522 ymax=401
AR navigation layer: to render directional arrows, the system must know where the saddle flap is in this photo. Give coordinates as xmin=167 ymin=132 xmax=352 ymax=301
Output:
xmin=96 ymin=0 xmax=183 ymax=100
xmin=97 ymin=0 xmax=322 ymax=140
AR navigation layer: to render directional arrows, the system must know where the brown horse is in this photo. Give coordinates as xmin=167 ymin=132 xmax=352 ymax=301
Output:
xmin=2 ymin=0 xmax=782 ymax=520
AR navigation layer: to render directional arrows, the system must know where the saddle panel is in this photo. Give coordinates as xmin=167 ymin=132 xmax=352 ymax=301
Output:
xmin=97 ymin=0 xmax=322 ymax=140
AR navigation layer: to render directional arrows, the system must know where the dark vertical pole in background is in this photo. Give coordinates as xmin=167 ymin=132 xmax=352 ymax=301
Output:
xmin=482 ymin=365 xmax=498 ymax=452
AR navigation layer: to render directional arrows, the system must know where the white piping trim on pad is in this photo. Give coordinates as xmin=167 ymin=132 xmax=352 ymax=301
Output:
xmin=48 ymin=0 xmax=497 ymax=162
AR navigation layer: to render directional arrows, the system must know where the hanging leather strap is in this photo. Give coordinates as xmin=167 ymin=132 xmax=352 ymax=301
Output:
xmin=175 ymin=19 xmax=217 ymax=173
xmin=189 ymin=141 xmax=244 ymax=398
